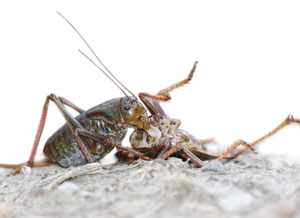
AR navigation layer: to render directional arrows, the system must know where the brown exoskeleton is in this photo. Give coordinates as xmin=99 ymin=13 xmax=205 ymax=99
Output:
xmin=120 ymin=62 xmax=300 ymax=167
xmin=0 ymin=13 xmax=159 ymax=174
xmin=116 ymin=62 xmax=222 ymax=165
xmin=1 ymin=13 xmax=299 ymax=174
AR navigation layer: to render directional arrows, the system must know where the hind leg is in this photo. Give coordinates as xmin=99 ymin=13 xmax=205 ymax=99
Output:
xmin=2 ymin=94 xmax=91 ymax=174
xmin=218 ymin=115 xmax=300 ymax=161
xmin=0 ymin=158 xmax=55 ymax=175
xmin=217 ymin=140 xmax=257 ymax=162
xmin=27 ymin=94 xmax=93 ymax=169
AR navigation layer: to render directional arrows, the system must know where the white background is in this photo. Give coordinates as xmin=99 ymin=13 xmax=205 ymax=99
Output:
xmin=0 ymin=1 xmax=299 ymax=164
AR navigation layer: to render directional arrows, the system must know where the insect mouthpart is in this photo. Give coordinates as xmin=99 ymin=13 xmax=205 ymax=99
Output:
xmin=120 ymin=96 xmax=149 ymax=128
xmin=135 ymin=111 xmax=149 ymax=129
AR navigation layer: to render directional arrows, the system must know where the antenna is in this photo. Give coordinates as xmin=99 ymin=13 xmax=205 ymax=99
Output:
xmin=57 ymin=11 xmax=136 ymax=98
xmin=79 ymin=50 xmax=130 ymax=99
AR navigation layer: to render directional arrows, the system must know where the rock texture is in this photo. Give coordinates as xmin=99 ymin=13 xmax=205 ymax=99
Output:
xmin=1 ymin=153 xmax=300 ymax=218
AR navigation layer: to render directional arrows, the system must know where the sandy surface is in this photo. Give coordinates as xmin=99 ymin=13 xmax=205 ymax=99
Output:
xmin=1 ymin=153 xmax=300 ymax=218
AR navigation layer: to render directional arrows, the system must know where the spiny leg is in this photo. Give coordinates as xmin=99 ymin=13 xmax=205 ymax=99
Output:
xmin=216 ymin=115 xmax=300 ymax=162
xmin=74 ymin=128 xmax=124 ymax=164
xmin=232 ymin=114 xmax=300 ymax=158
xmin=74 ymin=133 xmax=94 ymax=163
xmin=48 ymin=94 xmax=94 ymax=164
xmin=138 ymin=62 xmax=198 ymax=120
xmin=64 ymin=127 xmax=146 ymax=164
xmin=158 ymin=142 xmax=179 ymax=160
xmin=217 ymin=140 xmax=257 ymax=162
xmin=58 ymin=96 xmax=85 ymax=113
xmin=139 ymin=61 xmax=198 ymax=102
xmin=156 ymin=141 xmax=171 ymax=159
xmin=157 ymin=61 xmax=198 ymax=98
xmin=116 ymin=145 xmax=152 ymax=161
xmin=27 ymin=96 xmax=51 ymax=168
xmin=157 ymin=142 xmax=206 ymax=167
xmin=28 ymin=94 xmax=92 ymax=169
xmin=178 ymin=147 xmax=206 ymax=167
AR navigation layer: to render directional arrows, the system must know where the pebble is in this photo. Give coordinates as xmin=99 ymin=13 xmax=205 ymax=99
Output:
xmin=201 ymin=160 xmax=225 ymax=172
xmin=21 ymin=165 xmax=32 ymax=175
xmin=56 ymin=181 xmax=80 ymax=194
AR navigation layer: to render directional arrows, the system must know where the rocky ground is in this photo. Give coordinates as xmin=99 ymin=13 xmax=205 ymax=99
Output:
xmin=1 ymin=153 xmax=300 ymax=218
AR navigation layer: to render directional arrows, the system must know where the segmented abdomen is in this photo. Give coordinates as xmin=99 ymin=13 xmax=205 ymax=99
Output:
xmin=43 ymin=112 xmax=127 ymax=167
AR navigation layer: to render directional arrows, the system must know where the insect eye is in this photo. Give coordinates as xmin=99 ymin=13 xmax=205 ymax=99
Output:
xmin=124 ymin=105 xmax=130 ymax=110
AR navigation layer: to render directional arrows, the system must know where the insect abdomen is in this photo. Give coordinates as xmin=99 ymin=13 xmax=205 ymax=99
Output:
xmin=43 ymin=112 xmax=127 ymax=168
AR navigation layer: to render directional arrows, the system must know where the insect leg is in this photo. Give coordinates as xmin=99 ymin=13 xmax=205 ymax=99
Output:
xmin=75 ymin=128 xmax=114 ymax=142
xmin=156 ymin=141 xmax=171 ymax=159
xmin=216 ymin=140 xmax=257 ymax=162
xmin=75 ymin=129 xmax=143 ymax=164
xmin=231 ymin=114 xmax=300 ymax=158
xmin=28 ymin=94 xmax=93 ymax=168
xmin=27 ymin=96 xmax=51 ymax=168
xmin=116 ymin=145 xmax=152 ymax=161
xmin=158 ymin=143 xmax=179 ymax=160
xmin=178 ymin=147 xmax=206 ymax=167
xmin=139 ymin=61 xmax=198 ymax=102
xmin=0 ymin=158 xmax=53 ymax=174
xmin=117 ymin=129 xmax=158 ymax=161
xmin=58 ymin=96 xmax=85 ymax=113
xmin=158 ymin=141 xmax=206 ymax=167
xmin=188 ymin=147 xmax=219 ymax=160
xmin=138 ymin=62 xmax=198 ymax=119
xmin=157 ymin=142 xmax=178 ymax=160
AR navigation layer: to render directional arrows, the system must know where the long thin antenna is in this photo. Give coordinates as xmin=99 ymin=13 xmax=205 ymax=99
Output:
xmin=79 ymin=50 xmax=130 ymax=99
xmin=57 ymin=11 xmax=136 ymax=98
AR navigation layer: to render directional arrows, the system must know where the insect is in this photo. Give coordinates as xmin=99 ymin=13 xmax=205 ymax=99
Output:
xmin=0 ymin=13 xmax=299 ymax=174
xmin=115 ymin=62 xmax=224 ymax=165
xmin=118 ymin=66 xmax=300 ymax=166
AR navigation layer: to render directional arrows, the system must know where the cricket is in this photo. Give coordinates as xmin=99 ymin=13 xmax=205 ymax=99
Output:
xmin=1 ymin=12 xmax=299 ymax=175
